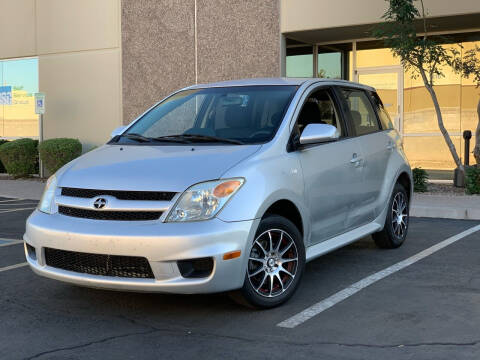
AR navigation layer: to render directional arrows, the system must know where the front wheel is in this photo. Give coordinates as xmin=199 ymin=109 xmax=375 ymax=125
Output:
xmin=372 ymin=183 xmax=409 ymax=249
xmin=230 ymin=215 xmax=305 ymax=308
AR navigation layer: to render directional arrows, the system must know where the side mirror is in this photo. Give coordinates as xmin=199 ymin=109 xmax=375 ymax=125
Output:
xmin=299 ymin=124 xmax=340 ymax=145
xmin=111 ymin=126 xmax=126 ymax=138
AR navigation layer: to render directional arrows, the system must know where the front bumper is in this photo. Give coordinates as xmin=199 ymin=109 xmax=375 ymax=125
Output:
xmin=24 ymin=210 xmax=259 ymax=294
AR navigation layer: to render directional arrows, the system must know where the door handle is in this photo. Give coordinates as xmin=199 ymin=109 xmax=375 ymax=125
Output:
xmin=350 ymin=154 xmax=363 ymax=167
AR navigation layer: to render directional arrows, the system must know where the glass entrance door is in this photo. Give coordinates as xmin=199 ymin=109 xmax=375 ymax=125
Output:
xmin=356 ymin=66 xmax=403 ymax=133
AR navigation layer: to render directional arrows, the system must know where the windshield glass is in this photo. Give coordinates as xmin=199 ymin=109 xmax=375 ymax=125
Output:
xmin=119 ymin=85 xmax=298 ymax=145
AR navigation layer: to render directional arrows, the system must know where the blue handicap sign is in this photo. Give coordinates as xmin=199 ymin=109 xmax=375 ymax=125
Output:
xmin=0 ymin=86 xmax=12 ymax=105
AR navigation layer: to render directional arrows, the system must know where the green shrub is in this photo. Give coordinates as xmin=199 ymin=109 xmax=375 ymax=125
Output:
xmin=412 ymin=167 xmax=428 ymax=192
xmin=0 ymin=139 xmax=9 ymax=173
xmin=465 ymin=166 xmax=480 ymax=195
xmin=39 ymin=138 xmax=82 ymax=174
xmin=0 ymin=138 xmax=38 ymax=178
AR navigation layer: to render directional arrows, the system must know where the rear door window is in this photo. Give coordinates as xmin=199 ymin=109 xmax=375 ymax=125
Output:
xmin=340 ymin=89 xmax=380 ymax=136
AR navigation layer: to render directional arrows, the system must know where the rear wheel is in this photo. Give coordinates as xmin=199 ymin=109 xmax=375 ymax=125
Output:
xmin=373 ymin=183 xmax=409 ymax=249
xmin=230 ymin=215 xmax=305 ymax=308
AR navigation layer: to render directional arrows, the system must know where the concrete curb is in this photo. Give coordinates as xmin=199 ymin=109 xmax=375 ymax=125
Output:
xmin=411 ymin=194 xmax=480 ymax=220
xmin=0 ymin=180 xmax=44 ymax=200
xmin=411 ymin=206 xmax=480 ymax=220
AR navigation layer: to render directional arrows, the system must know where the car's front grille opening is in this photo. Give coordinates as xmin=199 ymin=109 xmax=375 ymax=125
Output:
xmin=61 ymin=187 xmax=176 ymax=201
xmin=26 ymin=243 xmax=36 ymax=260
xmin=177 ymin=257 xmax=214 ymax=278
xmin=44 ymin=248 xmax=155 ymax=279
xmin=58 ymin=206 xmax=163 ymax=221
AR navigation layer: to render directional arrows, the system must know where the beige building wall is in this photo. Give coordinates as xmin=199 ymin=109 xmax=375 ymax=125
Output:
xmin=39 ymin=50 xmax=122 ymax=149
xmin=121 ymin=0 xmax=281 ymax=125
xmin=0 ymin=0 xmax=36 ymax=59
xmin=0 ymin=0 xmax=122 ymax=150
xmin=281 ymin=0 xmax=480 ymax=33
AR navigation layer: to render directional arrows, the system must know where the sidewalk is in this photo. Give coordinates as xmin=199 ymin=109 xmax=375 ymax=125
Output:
xmin=0 ymin=179 xmax=45 ymax=200
xmin=411 ymin=194 xmax=480 ymax=220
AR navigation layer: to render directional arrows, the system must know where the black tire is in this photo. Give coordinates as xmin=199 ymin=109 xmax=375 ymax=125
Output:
xmin=230 ymin=215 xmax=305 ymax=309
xmin=373 ymin=182 xmax=409 ymax=249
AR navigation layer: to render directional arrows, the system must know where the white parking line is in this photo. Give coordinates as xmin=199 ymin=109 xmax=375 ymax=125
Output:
xmin=0 ymin=201 xmax=37 ymax=205
xmin=277 ymin=224 xmax=480 ymax=329
xmin=0 ymin=262 xmax=28 ymax=273
xmin=0 ymin=207 xmax=36 ymax=214
xmin=0 ymin=198 xmax=23 ymax=203
xmin=0 ymin=239 xmax=23 ymax=247
xmin=0 ymin=204 xmax=38 ymax=209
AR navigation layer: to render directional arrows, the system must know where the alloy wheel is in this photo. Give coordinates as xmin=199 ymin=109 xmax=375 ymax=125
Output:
xmin=247 ymin=229 xmax=298 ymax=298
xmin=391 ymin=192 xmax=408 ymax=238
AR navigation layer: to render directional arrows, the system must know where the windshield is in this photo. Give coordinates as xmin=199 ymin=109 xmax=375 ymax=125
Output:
xmin=118 ymin=85 xmax=298 ymax=145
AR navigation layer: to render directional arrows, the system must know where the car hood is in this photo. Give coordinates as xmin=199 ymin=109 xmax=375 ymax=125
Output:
xmin=58 ymin=144 xmax=261 ymax=192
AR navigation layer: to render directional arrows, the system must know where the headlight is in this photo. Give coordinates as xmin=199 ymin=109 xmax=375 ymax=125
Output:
xmin=38 ymin=175 xmax=57 ymax=214
xmin=166 ymin=178 xmax=245 ymax=222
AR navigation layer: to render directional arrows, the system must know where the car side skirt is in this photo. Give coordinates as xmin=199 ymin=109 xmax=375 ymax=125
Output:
xmin=306 ymin=222 xmax=382 ymax=263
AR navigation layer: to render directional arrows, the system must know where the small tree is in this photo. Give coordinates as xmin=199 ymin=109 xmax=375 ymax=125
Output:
xmin=451 ymin=46 xmax=480 ymax=164
xmin=374 ymin=0 xmax=480 ymax=171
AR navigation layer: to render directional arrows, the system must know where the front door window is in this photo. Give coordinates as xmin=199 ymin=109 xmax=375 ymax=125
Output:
xmin=295 ymin=88 xmax=345 ymax=137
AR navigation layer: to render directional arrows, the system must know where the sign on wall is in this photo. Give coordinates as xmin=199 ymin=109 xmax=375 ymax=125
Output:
xmin=35 ymin=92 xmax=46 ymax=115
xmin=0 ymin=86 xmax=12 ymax=105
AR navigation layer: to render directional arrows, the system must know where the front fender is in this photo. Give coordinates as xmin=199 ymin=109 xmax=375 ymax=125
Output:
xmin=216 ymin=151 xmax=309 ymax=239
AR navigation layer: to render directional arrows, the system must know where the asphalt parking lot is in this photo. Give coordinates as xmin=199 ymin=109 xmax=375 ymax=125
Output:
xmin=1 ymin=196 xmax=480 ymax=359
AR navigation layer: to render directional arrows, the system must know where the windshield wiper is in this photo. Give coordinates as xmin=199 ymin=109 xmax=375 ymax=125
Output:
xmin=156 ymin=134 xmax=244 ymax=145
xmin=123 ymin=133 xmax=190 ymax=144
xmin=122 ymin=133 xmax=153 ymax=143
xmin=123 ymin=133 xmax=244 ymax=145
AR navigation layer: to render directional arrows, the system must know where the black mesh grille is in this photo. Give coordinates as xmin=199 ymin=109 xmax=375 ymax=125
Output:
xmin=44 ymin=248 xmax=155 ymax=279
xmin=61 ymin=187 xmax=176 ymax=201
xmin=177 ymin=257 xmax=214 ymax=278
xmin=26 ymin=243 xmax=36 ymax=260
xmin=58 ymin=206 xmax=162 ymax=221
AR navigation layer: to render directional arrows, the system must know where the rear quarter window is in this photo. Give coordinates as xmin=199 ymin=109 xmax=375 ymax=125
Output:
xmin=371 ymin=92 xmax=394 ymax=130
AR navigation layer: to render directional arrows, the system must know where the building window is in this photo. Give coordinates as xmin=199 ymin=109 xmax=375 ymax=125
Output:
xmin=353 ymin=34 xmax=480 ymax=170
xmin=0 ymin=58 xmax=39 ymax=139
xmin=317 ymin=44 xmax=351 ymax=80
xmin=286 ymin=42 xmax=351 ymax=80
xmin=317 ymin=52 xmax=342 ymax=79
xmin=286 ymin=46 xmax=313 ymax=78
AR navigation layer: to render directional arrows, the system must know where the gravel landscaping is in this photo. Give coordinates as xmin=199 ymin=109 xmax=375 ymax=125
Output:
xmin=422 ymin=183 xmax=472 ymax=196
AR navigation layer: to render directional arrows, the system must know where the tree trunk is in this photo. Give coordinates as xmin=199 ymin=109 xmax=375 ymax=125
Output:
xmin=419 ymin=68 xmax=464 ymax=171
xmin=474 ymin=99 xmax=480 ymax=165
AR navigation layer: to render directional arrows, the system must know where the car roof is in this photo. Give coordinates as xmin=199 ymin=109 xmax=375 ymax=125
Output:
xmin=186 ymin=77 xmax=376 ymax=92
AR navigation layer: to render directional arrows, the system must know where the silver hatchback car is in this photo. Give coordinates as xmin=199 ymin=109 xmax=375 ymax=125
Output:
xmin=25 ymin=78 xmax=412 ymax=308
